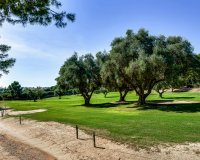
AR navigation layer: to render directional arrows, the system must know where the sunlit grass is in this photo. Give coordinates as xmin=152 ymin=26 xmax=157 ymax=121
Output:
xmin=1 ymin=91 xmax=200 ymax=146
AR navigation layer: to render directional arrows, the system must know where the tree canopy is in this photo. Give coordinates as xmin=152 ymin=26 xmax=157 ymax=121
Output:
xmin=7 ymin=81 xmax=22 ymax=99
xmin=57 ymin=53 xmax=101 ymax=105
xmin=154 ymin=81 xmax=169 ymax=98
xmin=54 ymin=85 xmax=65 ymax=99
xmin=100 ymin=55 xmax=130 ymax=102
xmin=24 ymin=87 xmax=44 ymax=102
xmin=0 ymin=0 xmax=75 ymax=27
xmin=0 ymin=44 xmax=15 ymax=77
xmin=109 ymin=29 xmax=200 ymax=105
xmin=56 ymin=29 xmax=200 ymax=105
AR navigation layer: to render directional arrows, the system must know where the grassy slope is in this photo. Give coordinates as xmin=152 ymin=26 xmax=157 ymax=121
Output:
xmin=1 ymin=91 xmax=200 ymax=146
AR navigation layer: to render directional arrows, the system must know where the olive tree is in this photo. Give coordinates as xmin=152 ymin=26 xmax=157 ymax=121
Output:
xmin=110 ymin=29 xmax=200 ymax=105
xmin=101 ymin=58 xmax=130 ymax=102
xmin=54 ymin=86 xmax=65 ymax=99
xmin=57 ymin=53 xmax=101 ymax=105
xmin=25 ymin=87 xmax=44 ymax=102
xmin=97 ymin=50 xmax=131 ymax=102
xmin=154 ymin=81 xmax=169 ymax=98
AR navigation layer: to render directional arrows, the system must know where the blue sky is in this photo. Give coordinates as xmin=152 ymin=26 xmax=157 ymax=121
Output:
xmin=0 ymin=0 xmax=200 ymax=87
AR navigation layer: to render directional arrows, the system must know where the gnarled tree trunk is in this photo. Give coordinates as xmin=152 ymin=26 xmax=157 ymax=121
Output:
xmin=119 ymin=89 xmax=129 ymax=102
xmin=156 ymin=89 xmax=165 ymax=98
xmin=159 ymin=92 xmax=163 ymax=98
xmin=103 ymin=92 xmax=108 ymax=98
xmin=82 ymin=90 xmax=94 ymax=105
xmin=138 ymin=94 xmax=148 ymax=105
xmin=135 ymin=85 xmax=153 ymax=106
xmin=84 ymin=97 xmax=90 ymax=105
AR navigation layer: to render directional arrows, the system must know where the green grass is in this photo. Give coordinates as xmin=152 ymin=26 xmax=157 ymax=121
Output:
xmin=1 ymin=91 xmax=200 ymax=147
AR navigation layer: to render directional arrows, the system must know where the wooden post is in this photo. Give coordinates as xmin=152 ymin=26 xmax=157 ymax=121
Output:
xmin=76 ymin=125 xmax=78 ymax=139
xmin=1 ymin=110 xmax=3 ymax=117
xmin=4 ymin=106 xmax=6 ymax=115
xmin=19 ymin=116 xmax=22 ymax=125
xmin=93 ymin=132 xmax=96 ymax=147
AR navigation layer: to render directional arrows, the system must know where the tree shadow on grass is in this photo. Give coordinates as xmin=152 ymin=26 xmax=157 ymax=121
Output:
xmin=105 ymin=95 xmax=119 ymax=98
xmin=137 ymin=102 xmax=200 ymax=113
xmin=162 ymin=97 xmax=195 ymax=100
xmin=80 ymin=101 xmax=135 ymax=108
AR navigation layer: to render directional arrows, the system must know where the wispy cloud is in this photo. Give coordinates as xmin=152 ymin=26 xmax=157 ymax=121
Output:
xmin=1 ymin=35 xmax=58 ymax=60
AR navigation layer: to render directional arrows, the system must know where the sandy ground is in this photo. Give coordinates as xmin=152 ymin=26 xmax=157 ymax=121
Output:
xmin=190 ymin=88 xmax=200 ymax=92
xmin=7 ymin=109 xmax=47 ymax=116
xmin=154 ymin=100 xmax=200 ymax=104
xmin=164 ymin=87 xmax=200 ymax=93
xmin=0 ymin=134 xmax=56 ymax=160
xmin=0 ymin=110 xmax=200 ymax=160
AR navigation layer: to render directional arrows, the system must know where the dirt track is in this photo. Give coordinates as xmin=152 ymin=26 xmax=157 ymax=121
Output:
xmin=0 ymin=134 xmax=56 ymax=160
xmin=0 ymin=110 xmax=200 ymax=160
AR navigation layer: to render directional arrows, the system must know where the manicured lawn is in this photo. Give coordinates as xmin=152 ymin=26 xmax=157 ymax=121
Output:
xmin=1 ymin=91 xmax=200 ymax=146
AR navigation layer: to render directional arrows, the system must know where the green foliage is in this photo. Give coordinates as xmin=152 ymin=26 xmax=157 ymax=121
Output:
xmin=42 ymin=87 xmax=55 ymax=98
xmin=36 ymin=87 xmax=45 ymax=99
xmin=21 ymin=87 xmax=52 ymax=100
xmin=0 ymin=44 xmax=15 ymax=77
xmin=109 ymin=29 xmax=200 ymax=105
xmin=0 ymin=87 xmax=12 ymax=99
xmin=54 ymin=85 xmax=64 ymax=99
xmin=154 ymin=81 xmax=169 ymax=98
xmin=21 ymin=87 xmax=30 ymax=99
xmin=57 ymin=53 xmax=101 ymax=105
xmin=0 ymin=86 xmax=55 ymax=100
xmin=100 ymin=52 xmax=130 ymax=102
xmin=0 ymin=0 xmax=75 ymax=27
xmin=66 ymin=88 xmax=80 ymax=95
xmin=94 ymin=87 xmax=109 ymax=98
xmin=183 ymin=66 xmax=200 ymax=87
xmin=28 ymin=88 xmax=38 ymax=102
xmin=168 ymin=76 xmax=185 ymax=92
xmin=25 ymin=87 xmax=44 ymax=102
xmin=96 ymin=51 xmax=109 ymax=67
xmin=7 ymin=81 xmax=22 ymax=99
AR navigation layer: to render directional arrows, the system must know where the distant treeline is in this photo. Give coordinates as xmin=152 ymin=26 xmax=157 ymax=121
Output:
xmin=0 ymin=81 xmax=81 ymax=101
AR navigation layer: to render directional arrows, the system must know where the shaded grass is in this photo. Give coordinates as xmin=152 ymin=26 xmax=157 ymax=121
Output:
xmin=141 ymin=103 xmax=200 ymax=112
xmin=1 ymin=91 xmax=200 ymax=146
